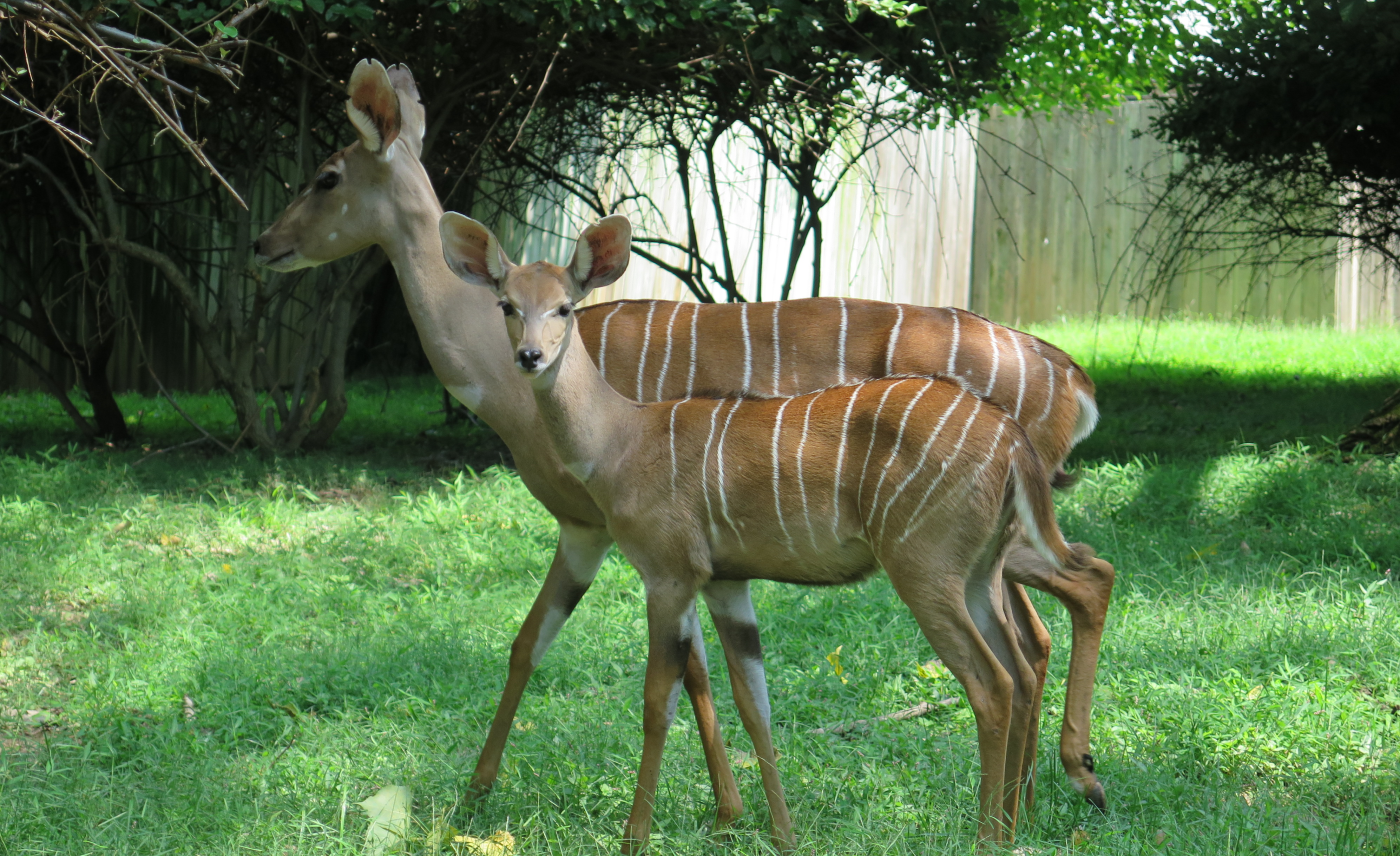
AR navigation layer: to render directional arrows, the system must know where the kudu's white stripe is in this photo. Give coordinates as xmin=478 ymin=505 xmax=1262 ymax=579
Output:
xmin=655 ymin=301 xmax=684 ymax=400
xmin=884 ymin=305 xmax=904 ymax=375
xmin=795 ymin=391 xmax=822 ymax=550
xmin=984 ymin=318 xmax=1000 ymax=398
xmin=868 ymin=379 xmax=935 ymax=521
xmin=598 ymin=303 xmax=624 ymax=379
xmin=1012 ymin=333 xmax=1028 ymax=420
xmin=903 ymin=417 xmax=1010 ymax=541
xmin=714 ymin=398 xmax=745 ymax=544
xmin=686 ymin=303 xmax=700 ymax=397
xmin=830 ymin=383 xmax=862 ymax=537
xmin=700 ymin=399 xmax=724 ymax=534
xmin=874 ymin=389 xmax=966 ymax=543
xmin=771 ymin=398 xmax=795 ymax=547
xmin=770 ymin=302 xmax=782 ymax=395
xmin=740 ymin=303 xmax=753 ymax=393
xmin=837 ymin=298 xmax=848 ymax=383
xmin=668 ymin=399 xmax=683 ymax=492
xmin=636 ymin=300 xmax=656 ymax=400
xmin=946 ymin=309 xmax=960 ymax=375
xmin=856 ymin=379 xmax=912 ymax=508
xmin=1038 ymin=353 xmax=1057 ymax=426
xmin=896 ymin=397 xmax=983 ymax=544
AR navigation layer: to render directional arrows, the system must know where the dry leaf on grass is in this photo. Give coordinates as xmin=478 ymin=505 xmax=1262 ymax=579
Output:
xmin=361 ymin=785 xmax=412 ymax=855
xmin=452 ymin=830 xmax=515 ymax=856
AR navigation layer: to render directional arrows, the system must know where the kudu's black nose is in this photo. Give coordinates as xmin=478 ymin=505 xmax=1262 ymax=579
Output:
xmin=252 ymin=238 xmax=262 ymax=256
xmin=518 ymin=348 xmax=543 ymax=370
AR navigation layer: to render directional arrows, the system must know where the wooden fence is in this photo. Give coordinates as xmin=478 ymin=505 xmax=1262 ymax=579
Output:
xmin=3 ymin=100 xmax=1395 ymax=395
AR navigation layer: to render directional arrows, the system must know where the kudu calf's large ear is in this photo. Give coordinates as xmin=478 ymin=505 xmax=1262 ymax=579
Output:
xmin=568 ymin=215 xmax=632 ymax=297
xmin=347 ymin=59 xmax=401 ymax=155
xmin=439 ymin=212 xmax=514 ymax=289
xmin=386 ymin=64 xmax=425 ymax=158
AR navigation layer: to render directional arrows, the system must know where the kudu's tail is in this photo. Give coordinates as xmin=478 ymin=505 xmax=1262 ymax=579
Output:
xmin=1009 ymin=437 xmax=1098 ymax=574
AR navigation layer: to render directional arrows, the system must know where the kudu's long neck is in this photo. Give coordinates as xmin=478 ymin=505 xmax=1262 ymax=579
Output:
xmin=531 ymin=324 xmax=642 ymax=483
xmin=378 ymin=160 xmax=531 ymax=427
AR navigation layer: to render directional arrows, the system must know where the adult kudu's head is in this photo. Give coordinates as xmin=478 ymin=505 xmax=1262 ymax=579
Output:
xmin=253 ymin=59 xmax=427 ymax=271
xmin=438 ymin=212 xmax=632 ymax=377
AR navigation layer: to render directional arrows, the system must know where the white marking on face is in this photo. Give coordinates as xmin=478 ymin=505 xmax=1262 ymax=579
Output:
xmin=636 ymin=300 xmax=656 ymax=400
xmin=341 ymin=203 xmax=349 ymax=216
xmin=830 ymin=384 xmax=861 ymax=537
xmin=656 ymin=302 xmax=683 ymax=399
xmin=597 ymin=303 xmax=624 ymax=381
xmin=715 ymin=399 xmax=745 ymax=545
xmin=740 ymin=303 xmax=752 ymax=393
xmin=837 ymin=298 xmax=848 ymax=383
xmin=885 ymin=305 xmax=904 ymax=375
xmin=771 ymin=398 xmax=794 ymax=548
xmin=876 ymin=389 xmax=965 ymax=543
xmin=795 ymin=391 xmax=822 ymax=550
xmin=328 ymin=232 xmax=339 ymax=242
xmin=771 ymin=302 xmax=781 ymax=396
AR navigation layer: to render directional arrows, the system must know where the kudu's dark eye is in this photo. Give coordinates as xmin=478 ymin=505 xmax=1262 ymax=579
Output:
xmin=558 ymin=304 xmax=572 ymax=317
xmin=316 ymin=171 xmax=340 ymax=191
xmin=498 ymin=300 xmax=516 ymax=317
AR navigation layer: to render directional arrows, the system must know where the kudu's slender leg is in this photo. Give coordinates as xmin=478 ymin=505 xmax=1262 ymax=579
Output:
xmin=1005 ymin=581 xmax=1052 ymax=814
xmin=1003 ymin=541 xmax=1114 ymax=809
xmin=886 ymin=565 xmax=1017 ymax=845
xmin=622 ymin=580 xmax=702 ymax=855
xmin=985 ymin=578 xmax=1041 ymax=836
xmin=702 ymin=581 xmax=797 ymax=853
xmin=472 ymin=524 xmax=743 ymax=828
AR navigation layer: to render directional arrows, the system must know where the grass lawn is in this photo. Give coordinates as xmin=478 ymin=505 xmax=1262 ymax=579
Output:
xmin=1 ymin=318 xmax=1397 ymax=855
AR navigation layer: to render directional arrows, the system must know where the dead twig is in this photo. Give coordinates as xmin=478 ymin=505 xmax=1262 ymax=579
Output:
xmin=808 ymin=698 xmax=957 ymax=738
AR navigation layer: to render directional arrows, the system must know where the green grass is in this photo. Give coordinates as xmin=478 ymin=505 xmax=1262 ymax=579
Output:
xmin=1 ymin=319 xmax=1398 ymax=854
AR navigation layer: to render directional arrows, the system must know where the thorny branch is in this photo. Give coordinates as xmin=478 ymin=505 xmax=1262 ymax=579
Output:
xmin=1 ymin=0 xmax=257 ymax=204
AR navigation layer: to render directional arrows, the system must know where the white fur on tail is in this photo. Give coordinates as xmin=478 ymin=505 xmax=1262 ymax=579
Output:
xmin=1071 ymin=387 xmax=1100 ymax=445
xmin=1011 ymin=446 xmax=1061 ymax=567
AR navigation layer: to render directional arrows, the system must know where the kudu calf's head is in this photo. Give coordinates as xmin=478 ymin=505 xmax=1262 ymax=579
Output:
xmin=438 ymin=213 xmax=632 ymax=377
xmin=253 ymin=59 xmax=427 ymax=271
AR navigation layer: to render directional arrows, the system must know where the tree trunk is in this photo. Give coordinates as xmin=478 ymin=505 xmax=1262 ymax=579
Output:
xmin=1340 ymin=386 xmax=1400 ymax=455
xmin=77 ymin=351 xmax=130 ymax=442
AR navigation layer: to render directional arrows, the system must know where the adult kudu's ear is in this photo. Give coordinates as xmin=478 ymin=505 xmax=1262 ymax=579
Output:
xmin=439 ymin=212 xmax=515 ymax=290
xmin=385 ymin=64 xmax=425 ymax=159
xmin=346 ymin=59 xmax=401 ymax=155
xmin=568 ymin=215 xmax=632 ymax=297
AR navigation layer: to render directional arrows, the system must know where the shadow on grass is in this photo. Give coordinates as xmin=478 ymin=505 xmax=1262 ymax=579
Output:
xmin=1071 ymin=363 xmax=1395 ymax=464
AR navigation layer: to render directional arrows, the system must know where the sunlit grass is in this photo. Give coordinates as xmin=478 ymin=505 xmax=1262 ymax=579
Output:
xmin=1 ymin=320 xmax=1398 ymax=854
